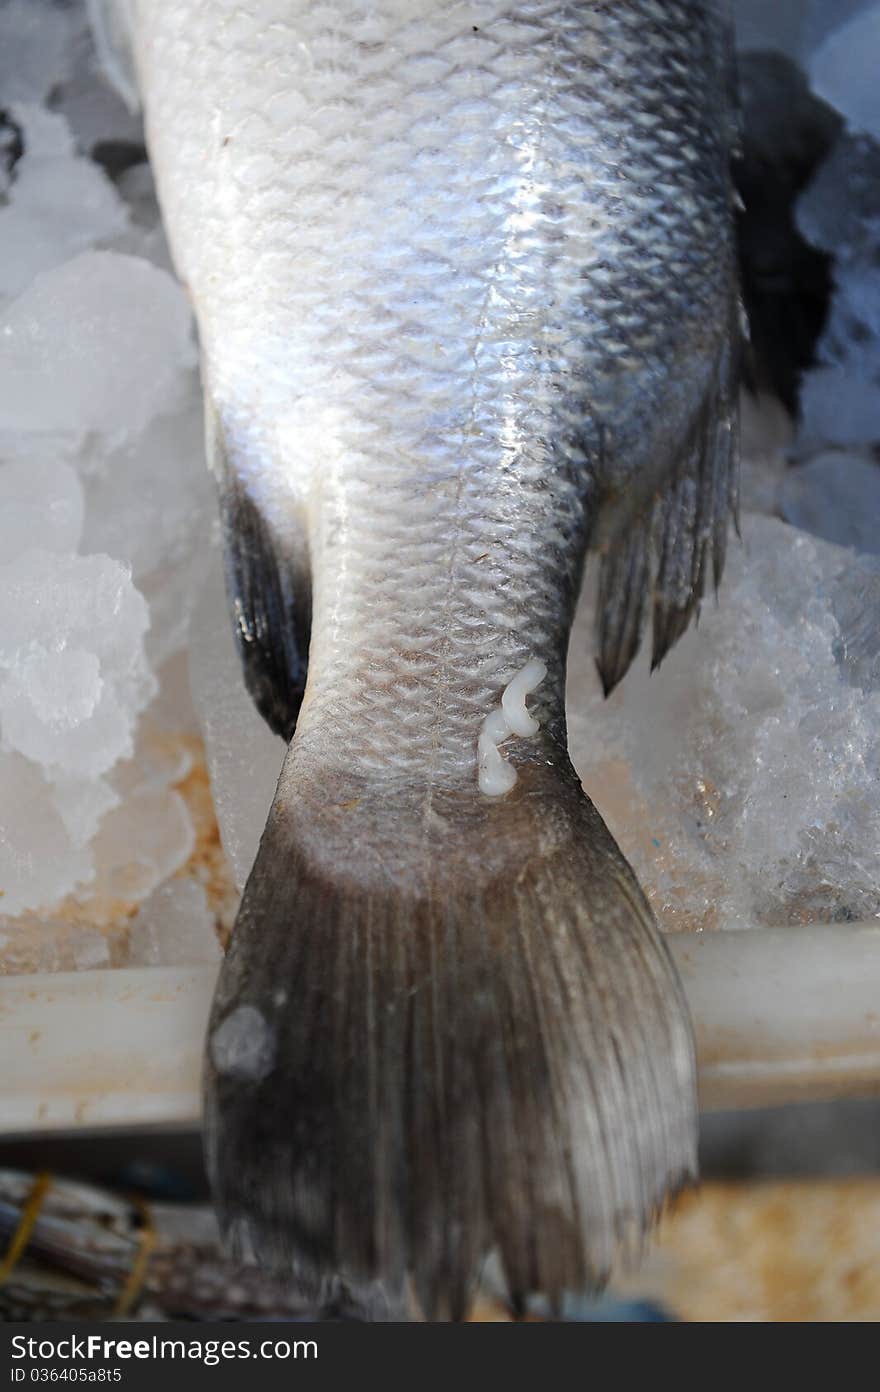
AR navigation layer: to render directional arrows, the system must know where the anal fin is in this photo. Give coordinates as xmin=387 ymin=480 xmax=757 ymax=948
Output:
xmin=596 ymin=330 xmax=740 ymax=696
xmin=210 ymin=408 xmax=311 ymax=742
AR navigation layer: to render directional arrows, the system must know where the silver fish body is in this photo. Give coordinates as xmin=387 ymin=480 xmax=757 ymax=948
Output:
xmin=125 ymin=0 xmax=738 ymax=1317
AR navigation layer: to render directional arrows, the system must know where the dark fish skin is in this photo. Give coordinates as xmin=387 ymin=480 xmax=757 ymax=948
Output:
xmin=131 ymin=0 xmax=740 ymax=1318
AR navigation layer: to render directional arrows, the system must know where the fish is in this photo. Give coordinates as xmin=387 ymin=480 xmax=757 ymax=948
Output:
xmin=102 ymin=0 xmax=739 ymax=1319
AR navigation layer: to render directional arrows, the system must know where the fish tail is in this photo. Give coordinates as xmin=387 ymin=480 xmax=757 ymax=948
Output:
xmin=204 ymin=756 xmax=696 ymax=1319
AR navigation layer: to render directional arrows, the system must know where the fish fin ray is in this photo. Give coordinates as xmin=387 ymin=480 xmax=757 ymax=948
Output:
xmin=204 ymin=763 xmax=697 ymax=1319
xmin=597 ymin=326 xmax=740 ymax=694
xmin=210 ymin=408 xmax=311 ymax=742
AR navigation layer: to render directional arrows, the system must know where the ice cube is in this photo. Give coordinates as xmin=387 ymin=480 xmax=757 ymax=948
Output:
xmin=50 ymin=14 xmax=144 ymax=155
xmin=0 ymin=549 xmax=155 ymax=778
xmin=148 ymin=651 xmax=201 ymax=738
xmin=90 ymin=788 xmax=195 ymax=905
xmin=0 ymin=251 xmax=196 ymax=446
xmin=0 ymin=106 xmax=129 ymax=300
xmin=798 ymin=366 xmax=880 ymax=451
xmin=778 ymin=451 xmax=880 ymax=554
xmin=795 ymin=126 xmax=880 ymax=453
xmin=567 ymin=515 xmax=880 ymax=932
xmin=51 ymin=773 xmax=119 ymax=849
xmin=733 ymin=0 xmax=808 ymax=58
xmin=115 ymin=162 xmax=160 ymax=228
xmin=188 ymin=558 xmax=285 ymax=890
xmin=738 ymin=391 xmax=793 ymax=515
xmin=0 ymin=0 xmax=83 ymax=105
xmin=829 ymin=554 xmax=880 ymax=690
xmin=810 ymin=3 xmax=880 ymax=140
xmin=81 ymin=396 xmax=215 ymax=663
xmin=796 ymin=131 xmax=880 ymax=260
xmin=0 ymin=458 xmax=84 ymax=560
xmin=0 ymin=753 xmax=93 ymax=915
xmin=732 ymin=1 xmax=872 ymax=62
xmin=127 ymin=878 xmax=221 ymax=967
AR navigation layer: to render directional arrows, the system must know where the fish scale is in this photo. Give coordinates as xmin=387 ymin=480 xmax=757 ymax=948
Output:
xmin=123 ymin=0 xmax=738 ymax=1316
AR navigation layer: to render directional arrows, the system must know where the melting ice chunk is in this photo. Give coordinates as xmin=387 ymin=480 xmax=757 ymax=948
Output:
xmin=188 ymin=560 xmax=285 ymax=891
xmin=0 ymin=549 xmax=155 ymax=778
xmin=810 ymin=3 xmax=880 ymax=141
xmin=778 ymin=452 xmax=880 ymax=555
xmin=128 ymin=878 xmax=221 ymax=967
xmin=90 ymin=788 xmax=195 ymax=904
xmin=0 ymin=251 xmax=196 ymax=445
xmin=567 ymin=515 xmax=880 ymax=932
xmin=0 ymin=105 xmax=129 ymax=300
xmin=796 ymin=131 xmax=880 ymax=260
xmin=81 ymin=398 xmax=215 ymax=666
xmin=0 ymin=0 xmax=83 ymax=105
xmin=798 ymin=368 xmax=880 ymax=451
xmin=0 ymin=458 xmax=84 ymax=561
xmin=0 ymin=754 xmax=93 ymax=915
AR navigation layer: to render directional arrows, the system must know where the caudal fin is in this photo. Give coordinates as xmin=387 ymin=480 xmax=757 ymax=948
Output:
xmin=204 ymin=758 xmax=696 ymax=1319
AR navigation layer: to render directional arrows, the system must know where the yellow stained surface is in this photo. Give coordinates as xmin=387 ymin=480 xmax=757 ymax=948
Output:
xmin=473 ymin=1179 xmax=880 ymax=1321
xmin=626 ymin=1179 xmax=880 ymax=1321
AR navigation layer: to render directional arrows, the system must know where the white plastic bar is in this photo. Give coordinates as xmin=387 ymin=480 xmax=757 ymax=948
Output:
xmin=669 ymin=923 xmax=880 ymax=1109
xmin=0 ymin=966 xmax=216 ymax=1135
xmin=0 ymin=924 xmax=878 ymax=1135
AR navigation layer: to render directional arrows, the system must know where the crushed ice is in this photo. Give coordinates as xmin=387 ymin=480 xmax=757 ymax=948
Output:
xmin=0 ymin=1 xmax=214 ymax=963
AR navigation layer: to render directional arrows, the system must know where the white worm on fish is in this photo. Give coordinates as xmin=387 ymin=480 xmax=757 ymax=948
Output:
xmin=477 ymin=658 xmax=547 ymax=797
